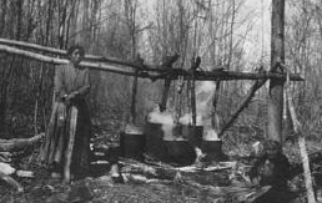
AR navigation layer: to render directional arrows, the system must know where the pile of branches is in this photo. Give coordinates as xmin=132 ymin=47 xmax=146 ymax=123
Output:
xmin=0 ymin=133 xmax=44 ymax=193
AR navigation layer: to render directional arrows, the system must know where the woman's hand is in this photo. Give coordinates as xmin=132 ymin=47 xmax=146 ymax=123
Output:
xmin=62 ymin=91 xmax=78 ymax=105
xmin=66 ymin=91 xmax=78 ymax=101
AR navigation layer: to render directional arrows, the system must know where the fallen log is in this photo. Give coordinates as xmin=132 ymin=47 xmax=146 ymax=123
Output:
xmin=0 ymin=133 xmax=44 ymax=152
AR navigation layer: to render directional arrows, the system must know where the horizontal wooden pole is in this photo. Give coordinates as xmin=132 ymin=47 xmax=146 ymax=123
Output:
xmin=0 ymin=44 xmax=147 ymax=77
xmin=0 ymin=40 xmax=304 ymax=82
xmin=0 ymin=37 xmax=155 ymax=70
xmin=164 ymin=69 xmax=304 ymax=81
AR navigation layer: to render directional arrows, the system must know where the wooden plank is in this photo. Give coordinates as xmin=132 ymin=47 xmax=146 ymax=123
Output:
xmin=63 ymin=106 xmax=78 ymax=184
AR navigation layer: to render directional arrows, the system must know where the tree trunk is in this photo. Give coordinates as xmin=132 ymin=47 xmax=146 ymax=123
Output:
xmin=267 ymin=0 xmax=285 ymax=142
xmin=0 ymin=0 xmax=7 ymax=37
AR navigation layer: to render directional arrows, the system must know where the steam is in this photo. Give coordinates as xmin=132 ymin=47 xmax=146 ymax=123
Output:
xmin=147 ymin=81 xmax=220 ymax=141
xmin=196 ymin=81 xmax=220 ymax=141
xmin=147 ymin=106 xmax=177 ymax=140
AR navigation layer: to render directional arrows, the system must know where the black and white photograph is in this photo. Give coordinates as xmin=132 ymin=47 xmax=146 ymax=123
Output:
xmin=0 ymin=0 xmax=319 ymax=202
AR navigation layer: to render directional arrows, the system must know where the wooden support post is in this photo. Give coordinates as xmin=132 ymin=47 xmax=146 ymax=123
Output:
xmin=130 ymin=70 xmax=139 ymax=123
xmin=160 ymin=76 xmax=171 ymax=112
xmin=268 ymin=0 xmax=285 ymax=142
xmin=212 ymin=80 xmax=221 ymax=129
xmin=160 ymin=53 xmax=180 ymax=112
xmin=190 ymin=58 xmax=198 ymax=128
xmin=190 ymin=57 xmax=201 ymax=162
xmin=63 ymin=106 xmax=78 ymax=184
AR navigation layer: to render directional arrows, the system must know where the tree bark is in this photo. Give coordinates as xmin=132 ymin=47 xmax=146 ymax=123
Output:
xmin=267 ymin=0 xmax=285 ymax=142
xmin=0 ymin=0 xmax=7 ymax=37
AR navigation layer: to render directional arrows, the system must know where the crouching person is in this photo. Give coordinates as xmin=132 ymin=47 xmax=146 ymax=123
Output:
xmin=42 ymin=45 xmax=92 ymax=182
xmin=249 ymin=140 xmax=296 ymax=203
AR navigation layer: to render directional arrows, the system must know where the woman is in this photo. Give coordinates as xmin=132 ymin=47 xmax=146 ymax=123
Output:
xmin=43 ymin=45 xmax=91 ymax=180
xmin=249 ymin=140 xmax=296 ymax=203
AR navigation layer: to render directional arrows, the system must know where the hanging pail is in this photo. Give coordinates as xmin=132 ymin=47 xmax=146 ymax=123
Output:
xmin=120 ymin=130 xmax=145 ymax=161
xmin=163 ymin=125 xmax=203 ymax=166
xmin=144 ymin=122 xmax=168 ymax=160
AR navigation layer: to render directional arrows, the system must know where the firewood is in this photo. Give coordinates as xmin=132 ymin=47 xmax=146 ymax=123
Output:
xmin=0 ymin=133 xmax=44 ymax=152
xmin=63 ymin=106 xmax=78 ymax=184
xmin=16 ymin=170 xmax=34 ymax=178
xmin=0 ymin=162 xmax=15 ymax=175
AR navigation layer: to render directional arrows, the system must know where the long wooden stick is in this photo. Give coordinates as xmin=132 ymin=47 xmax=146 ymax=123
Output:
xmin=218 ymin=79 xmax=267 ymax=137
xmin=190 ymin=58 xmax=198 ymax=128
xmin=63 ymin=106 xmax=78 ymax=184
xmin=285 ymin=73 xmax=316 ymax=203
xmin=40 ymin=102 xmax=58 ymax=162
xmin=212 ymin=80 xmax=221 ymax=129
xmin=160 ymin=76 xmax=172 ymax=112
xmin=0 ymin=44 xmax=303 ymax=82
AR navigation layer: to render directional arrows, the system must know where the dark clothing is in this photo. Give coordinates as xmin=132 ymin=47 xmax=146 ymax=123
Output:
xmin=250 ymin=153 xmax=290 ymax=189
xmin=43 ymin=62 xmax=91 ymax=178
xmin=250 ymin=153 xmax=296 ymax=203
xmin=254 ymin=187 xmax=297 ymax=203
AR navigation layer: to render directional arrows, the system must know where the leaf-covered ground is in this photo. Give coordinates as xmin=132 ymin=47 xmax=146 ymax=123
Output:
xmin=0 ymin=120 xmax=321 ymax=203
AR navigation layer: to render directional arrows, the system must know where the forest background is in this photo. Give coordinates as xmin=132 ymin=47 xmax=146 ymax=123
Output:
xmin=0 ymin=0 xmax=320 ymax=148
